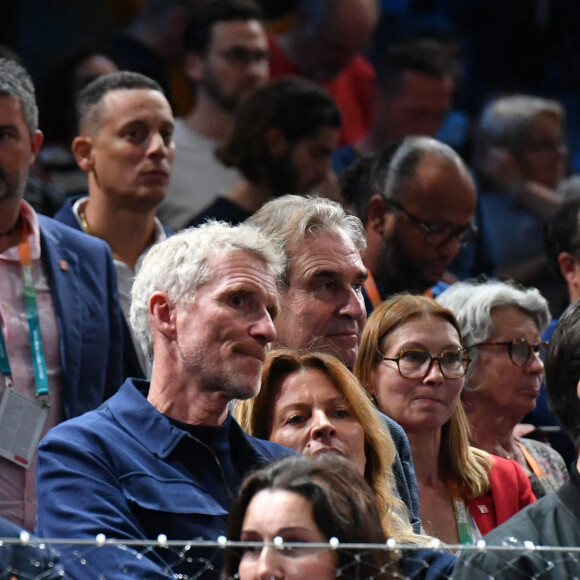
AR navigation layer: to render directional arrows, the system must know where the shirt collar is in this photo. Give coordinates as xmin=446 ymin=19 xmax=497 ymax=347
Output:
xmin=72 ymin=195 xmax=168 ymax=246
xmin=0 ymin=201 xmax=42 ymax=261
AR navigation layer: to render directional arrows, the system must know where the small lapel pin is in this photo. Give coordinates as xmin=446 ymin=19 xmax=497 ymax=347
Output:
xmin=478 ymin=505 xmax=490 ymax=514
xmin=59 ymin=260 xmax=69 ymax=272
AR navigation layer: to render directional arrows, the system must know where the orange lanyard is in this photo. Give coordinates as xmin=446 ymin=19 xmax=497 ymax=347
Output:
xmin=363 ymin=270 xmax=382 ymax=308
xmin=516 ymin=441 xmax=557 ymax=493
xmin=364 ymin=269 xmax=436 ymax=308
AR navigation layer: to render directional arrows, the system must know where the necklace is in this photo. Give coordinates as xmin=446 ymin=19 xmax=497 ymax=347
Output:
xmin=78 ymin=208 xmax=92 ymax=235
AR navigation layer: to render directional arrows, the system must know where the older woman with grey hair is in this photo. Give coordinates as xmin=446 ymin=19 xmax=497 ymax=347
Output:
xmin=438 ymin=279 xmax=568 ymax=498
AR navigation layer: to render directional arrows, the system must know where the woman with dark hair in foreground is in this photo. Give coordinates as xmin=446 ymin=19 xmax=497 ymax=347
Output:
xmin=223 ymin=453 xmax=455 ymax=580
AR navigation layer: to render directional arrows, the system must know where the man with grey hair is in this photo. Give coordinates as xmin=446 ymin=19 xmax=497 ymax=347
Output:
xmin=35 ymin=222 xmax=291 ymax=579
xmin=0 ymin=58 xmax=123 ymax=530
xmin=358 ymin=136 xmax=477 ymax=313
xmin=249 ymin=193 xmax=422 ymax=533
xmin=249 ymin=194 xmax=368 ymax=370
xmin=452 ymin=94 xmax=565 ymax=289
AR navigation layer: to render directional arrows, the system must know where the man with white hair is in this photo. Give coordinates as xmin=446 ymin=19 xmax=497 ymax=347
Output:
xmin=35 ymin=222 xmax=291 ymax=579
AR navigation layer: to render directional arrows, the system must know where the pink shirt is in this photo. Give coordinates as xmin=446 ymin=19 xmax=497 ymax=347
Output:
xmin=0 ymin=201 xmax=64 ymax=530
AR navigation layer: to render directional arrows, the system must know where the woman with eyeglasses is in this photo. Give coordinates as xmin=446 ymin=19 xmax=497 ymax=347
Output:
xmin=355 ymin=294 xmax=535 ymax=545
xmin=234 ymin=349 xmax=417 ymax=541
xmin=437 ymin=279 xmax=569 ymax=499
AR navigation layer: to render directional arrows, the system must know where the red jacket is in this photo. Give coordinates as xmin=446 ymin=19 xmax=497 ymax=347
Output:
xmin=466 ymin=455 xmax=536 ymax=536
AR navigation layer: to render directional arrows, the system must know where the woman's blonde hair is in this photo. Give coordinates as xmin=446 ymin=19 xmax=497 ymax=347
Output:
xmin=354 ymin=294 xmax=492 ymax=498
xmin=234 ymin=349 xmax=418 ymax=541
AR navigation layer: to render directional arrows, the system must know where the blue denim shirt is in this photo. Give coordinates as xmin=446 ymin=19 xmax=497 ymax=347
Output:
xmin=35 ymin=379 xmax=292 ymax=579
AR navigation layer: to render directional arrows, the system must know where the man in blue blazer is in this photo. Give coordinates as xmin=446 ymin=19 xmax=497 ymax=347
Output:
xmin=0 ymin=515 xmax=62 ymax=578
xmin=54 ymin=70 xmax=175 ymax=380
xmin=0 ymin=58 xmax=123 ymax=530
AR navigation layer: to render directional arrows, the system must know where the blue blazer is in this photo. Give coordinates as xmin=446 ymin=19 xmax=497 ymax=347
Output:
xmin=38 ymin=215 xmax=123 ymax=417
xmin=54 ymin=197 xmax=172 ymax=380
xmin=381 ymin=412 xmax=422 ymax=533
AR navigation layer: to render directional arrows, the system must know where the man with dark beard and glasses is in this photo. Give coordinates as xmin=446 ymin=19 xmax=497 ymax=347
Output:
xmin=188 ymin=76 xmax=341 ymax=226
xmin=157 ymin=0 xmax=269 ymax=231
xmin=0 ymin=58 xmax=122 ymax=530
xmin=341 ymin=136 xmax=477 ymax=314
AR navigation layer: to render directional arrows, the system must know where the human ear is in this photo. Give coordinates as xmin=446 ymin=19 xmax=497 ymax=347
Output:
xmin=29 ymin=130 xmax=44 ymax=162
xmin=184 ymin=52 xmax=205 ymax=83
xmin=367 ymin=194 xmax=393 ymax=236
xmin=149 ymin=292 xmax=177 ymax=341
xmin=72 ymin=136 xmax=95 ymax=173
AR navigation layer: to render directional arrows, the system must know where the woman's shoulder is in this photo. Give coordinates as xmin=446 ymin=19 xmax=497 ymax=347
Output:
xmin=517 ymin=436 xmax=569 ymax=496
xmin=518 ymin=437 xmax=568 ymax=474
xmin=487 ymin=453 xmax=528 ymax=482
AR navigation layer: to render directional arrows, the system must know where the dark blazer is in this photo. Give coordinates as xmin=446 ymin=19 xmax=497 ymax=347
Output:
xmin=380 ymin=412 xmax=422 ymax=533
xmin=38 ymin=215 xmax=123 ymax=416
xmin=54 ymin=197 xmax=172 ymax=380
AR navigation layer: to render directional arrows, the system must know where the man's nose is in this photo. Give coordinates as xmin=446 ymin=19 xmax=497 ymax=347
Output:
xmin=338 ymin=287 xmax=365 ymax=320
xmin=147 ymin=132 xmax=170 ymax=157
xmin=251 ymin=311 xmax=277 ymax=344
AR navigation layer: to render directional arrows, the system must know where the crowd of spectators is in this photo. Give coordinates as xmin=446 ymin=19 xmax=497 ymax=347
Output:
xmin=2 ymin=1 xmax=580 ymax=579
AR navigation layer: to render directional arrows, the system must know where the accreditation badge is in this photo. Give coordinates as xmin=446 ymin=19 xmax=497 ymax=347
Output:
xmin=0 ymin=387 xmax=48 ymax=468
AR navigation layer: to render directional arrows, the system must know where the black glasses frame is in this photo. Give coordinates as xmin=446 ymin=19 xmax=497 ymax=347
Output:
xmin=387 ymin=198 xmax=478 ymax=247
xmin=381 ymin=347 xmax=471 ymax=380
xmin=471 ymin=339 xmax=548 ymax=367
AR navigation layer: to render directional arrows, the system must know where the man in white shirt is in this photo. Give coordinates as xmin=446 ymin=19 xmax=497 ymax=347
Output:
xmin=157 ymin=0 xmax=269 ymax=230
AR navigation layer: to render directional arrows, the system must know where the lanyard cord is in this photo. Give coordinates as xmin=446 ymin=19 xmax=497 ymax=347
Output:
xmin=450 ymin=484 xmax=474 ymax=545
xmin=0 ymin=219 xmax=49 ymax=399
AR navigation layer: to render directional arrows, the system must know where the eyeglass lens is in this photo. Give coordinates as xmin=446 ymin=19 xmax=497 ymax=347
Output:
xmin=398 ymin=349 xmax=467 ymax=379
xmin=389 ymin=199 xmax=475 ymax=247
xmin=425 ymin=224 xmax=476 ymax=247
xmin=509 ymin=340 xmax=548 ymax=366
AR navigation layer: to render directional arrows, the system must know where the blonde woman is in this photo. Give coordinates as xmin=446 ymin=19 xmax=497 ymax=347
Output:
xmin=235 ymin=349 xmax=417 ymax=543
xmin=355 ymin=294 xmax=535 ymax=544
